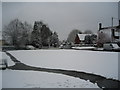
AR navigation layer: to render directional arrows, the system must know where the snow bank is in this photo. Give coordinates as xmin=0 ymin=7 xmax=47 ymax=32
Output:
xmin=2 ymin=70 xmax=99 ymax=88
xmin=72 ymin=47 xmax=95 ymax=50
xmin=0 ymin=52 xmax=15 ymax=67
xmin=9 ymin=50 xmax=118 ymax=80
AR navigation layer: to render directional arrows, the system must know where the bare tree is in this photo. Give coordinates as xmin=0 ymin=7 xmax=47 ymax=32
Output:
xmin=84 ymin=30 xmax=93 ymax=34
xmin=67 ymin=29 xmax=82 ymax=43
xmin=3 ymin=19 xmax=32 ymax=48
xmin=20 ymin=21 xmax=32 ymax=45
xmin=97 ymin=31 xmax=111 ymax=47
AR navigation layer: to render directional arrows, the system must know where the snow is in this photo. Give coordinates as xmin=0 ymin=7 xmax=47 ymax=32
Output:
xmin=72 ymin=47 xmax=95 ymax=49
xmin=0 ymin=51 xmax=15 ymax=89
xmin=112 ymin=43 xmax=119 ymax=48
xmin=0 ymin=51 xmax=15 ymax=67
xmin=8 ymin=50 xmax=118 ymax=80
xmin=2 ymin=70 xmax=99 ymax=88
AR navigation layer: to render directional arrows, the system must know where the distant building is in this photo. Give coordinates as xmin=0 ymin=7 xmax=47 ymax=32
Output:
xmin=0 ymin=40 xmax=2 ymax=46
xmin=98 ymin=21 xmax=120 ymax=43
xmin=74 ymin=34 xmax=92 ymax=44
xmin=0 ymin=33 xmax=5 ymax=46
xmin=0 ymin=38 xmax=5 ymax=46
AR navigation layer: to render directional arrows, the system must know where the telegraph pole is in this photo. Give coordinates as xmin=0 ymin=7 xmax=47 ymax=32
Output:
xmin=111 ymin=17 xmax=114 ymax=42
xmin=112 ymin=17 xmax=113 ymax=27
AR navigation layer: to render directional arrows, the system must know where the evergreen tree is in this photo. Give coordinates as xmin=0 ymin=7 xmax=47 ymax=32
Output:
xmin=41 ymin=24 xmax=52 ymax=46
xmin=50 ymin=32 xmax=59 ymax=47
xmin=31 ymin=21 xmax=42 ymax=48
xmin=31 ymin=21 xmax=58 ymax=48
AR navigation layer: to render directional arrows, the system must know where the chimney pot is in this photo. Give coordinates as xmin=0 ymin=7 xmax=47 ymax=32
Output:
xmin=99 ymin=23 xmax=102 ymax=30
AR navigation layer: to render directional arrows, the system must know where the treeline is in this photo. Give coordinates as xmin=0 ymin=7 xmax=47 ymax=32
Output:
xmin=3 ymin=19 xmax=111 ymax=49
xmin=66 ymin=29 xmax=111 ymax=47
xmin=31 ymin=21 xmax=59 ymax=48
xmin=3 ymin=19 xmax=59 ymax=49
xmin=67 ymin=29 xmax=97 ymax=45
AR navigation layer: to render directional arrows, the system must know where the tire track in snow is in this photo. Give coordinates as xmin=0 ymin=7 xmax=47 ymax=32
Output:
xmin=5 ymin=51 xmax=120 ymax=89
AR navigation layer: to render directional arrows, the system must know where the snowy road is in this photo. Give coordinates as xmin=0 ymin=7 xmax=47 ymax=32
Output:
xmin=2 ymin=51 xmax=100 ymax=88
xmin=8 ymin=50 xmax=118 ymax=80
xmin=3 ymin=51 xmax=120 ymax=88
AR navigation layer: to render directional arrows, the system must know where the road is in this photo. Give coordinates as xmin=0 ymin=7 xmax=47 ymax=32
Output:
xmin=3 ymin=51 xmax=120 ymax=89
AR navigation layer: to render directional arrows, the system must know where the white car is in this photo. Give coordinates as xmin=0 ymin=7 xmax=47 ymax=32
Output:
xmin=72 ymin=46 xmax=96 ymax=50
xmin=103 ymin=43 xmax=120 ymax=51
xmin=26 ymin=45 xmax=36 ymax=50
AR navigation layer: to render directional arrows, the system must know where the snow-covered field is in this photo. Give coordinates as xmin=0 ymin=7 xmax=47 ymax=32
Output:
xmin=0 ymin=52 xmax=15 ymax=67
xmin=0 ymin=51 xmax=15 ymax=89
xmin=8 ymin=50 xmax=118 ymax=80
xmin=2 ymin=70 xmax=99 ymax=88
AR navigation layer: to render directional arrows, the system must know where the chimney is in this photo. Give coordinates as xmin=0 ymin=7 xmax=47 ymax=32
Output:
xmin=99 ymin=23 xmax=102 ymax=31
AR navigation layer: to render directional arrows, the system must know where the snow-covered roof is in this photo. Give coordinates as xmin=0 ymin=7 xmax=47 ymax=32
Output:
xmin=77 ymin=34 xmax=91 ymax=41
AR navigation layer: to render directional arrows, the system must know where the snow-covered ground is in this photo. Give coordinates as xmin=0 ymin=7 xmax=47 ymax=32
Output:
xmin=8 ymin=50 xmax=118 ymax=80
xmin=2 ymin=70 xmax=99 ymax=88
xmin=0 ymin=51 xmax=15 ymax=89
xmin=72 ymin=47 xmax=95 ymax=50
xmin=0 ymin=52 xmax=15 ymax=67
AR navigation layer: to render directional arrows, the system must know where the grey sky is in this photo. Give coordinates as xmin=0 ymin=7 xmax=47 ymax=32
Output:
xmin=2 ymin=2 xmax=118 ymax=40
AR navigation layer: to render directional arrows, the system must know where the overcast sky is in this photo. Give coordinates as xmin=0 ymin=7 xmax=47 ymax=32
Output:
xmin=2 ymin=2 xmax=118 ymax=40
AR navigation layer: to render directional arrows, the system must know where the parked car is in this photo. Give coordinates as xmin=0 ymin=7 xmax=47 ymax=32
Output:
xmin=59 ymin=44 xmax=72 ymax=49
xmin=26 ymin=45 xmax=36 ymax=50
xmin=103 ymin=43 xmax=120 ymax=51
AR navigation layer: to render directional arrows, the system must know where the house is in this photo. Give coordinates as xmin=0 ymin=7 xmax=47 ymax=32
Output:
xmin=98 ymin=21 xmax=120 ymax=43
xmin=0 ymin=33 xmax=5 ymax=46
xmin=0 ymin=40 xmax=5 ymax=46
xmin=74 ymin=34 xmax=91 ymax=44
